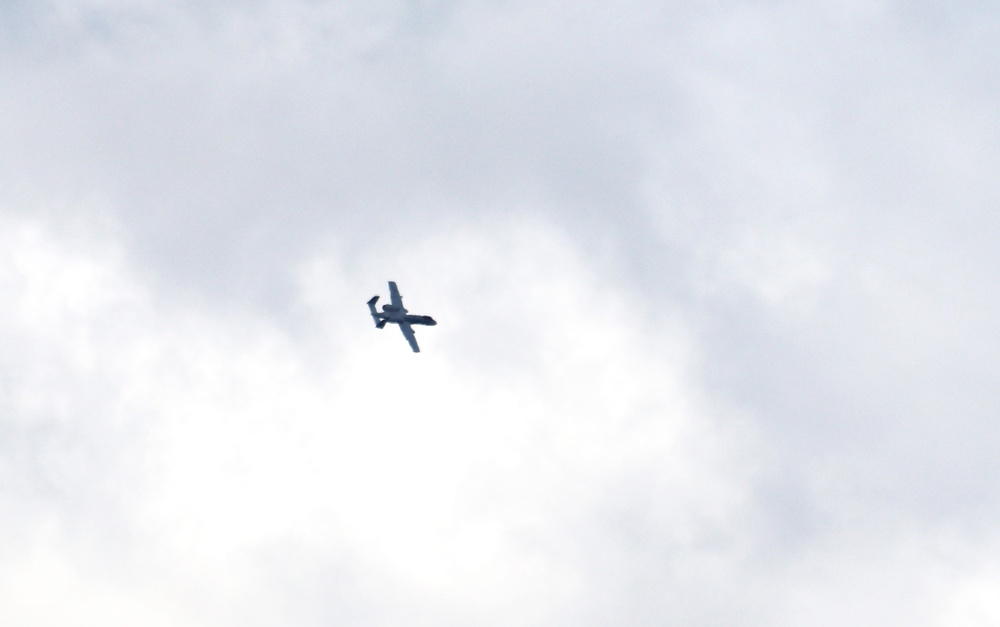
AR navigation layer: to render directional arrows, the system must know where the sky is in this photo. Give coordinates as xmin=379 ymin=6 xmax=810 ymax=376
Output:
xmin=1 ymin=1 xmax=999 ymax=625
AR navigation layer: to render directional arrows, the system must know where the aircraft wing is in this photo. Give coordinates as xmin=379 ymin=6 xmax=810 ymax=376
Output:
xmin=398 ymin=322 xmax=420 ymax=352
xmin=388 ymin=281 xmax=404 ymax=309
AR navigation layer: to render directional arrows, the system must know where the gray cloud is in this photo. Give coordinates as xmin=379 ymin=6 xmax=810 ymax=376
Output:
xmin=2 ymin=1 xmax=1000 ymax=625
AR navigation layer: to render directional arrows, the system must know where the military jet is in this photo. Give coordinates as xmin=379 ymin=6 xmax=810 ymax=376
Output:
xmin=367 ymin=281 xmax=437 ymax=352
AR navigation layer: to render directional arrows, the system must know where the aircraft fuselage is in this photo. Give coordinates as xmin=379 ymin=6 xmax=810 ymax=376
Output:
xmin=378 ymin=304 xmax=437 ymax=326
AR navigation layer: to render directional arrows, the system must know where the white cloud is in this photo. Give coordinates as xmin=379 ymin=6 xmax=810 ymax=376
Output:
xmin=942 ymin=569 xmax=1000 ymax=627
xmin=2 ymin=1 xmax=1000 ymax=624
xmin=0 ymin=212 xmax=750 ymax=624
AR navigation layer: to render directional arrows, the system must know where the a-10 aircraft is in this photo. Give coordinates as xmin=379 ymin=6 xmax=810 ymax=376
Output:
xmin=367 ymin=281 xmax=437 ymax=352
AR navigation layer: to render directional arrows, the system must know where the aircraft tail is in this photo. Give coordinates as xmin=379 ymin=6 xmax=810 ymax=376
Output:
xmin=367 ymin=296 xmax=382 ymax=327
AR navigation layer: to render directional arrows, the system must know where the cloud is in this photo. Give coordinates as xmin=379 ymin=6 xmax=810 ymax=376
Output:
xmin=0 ymin=212 xmax=749 ymax=624
xmin=2 ymin=1 xmax=1000 ymax=625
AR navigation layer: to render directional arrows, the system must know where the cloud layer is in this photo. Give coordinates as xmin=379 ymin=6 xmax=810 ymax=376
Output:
xmin=1 ymin=1 xmax=999 ymax=625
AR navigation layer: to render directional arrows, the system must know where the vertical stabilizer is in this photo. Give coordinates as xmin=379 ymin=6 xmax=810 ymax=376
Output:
xmin=367 ymin=296 xmax=382 ymax=327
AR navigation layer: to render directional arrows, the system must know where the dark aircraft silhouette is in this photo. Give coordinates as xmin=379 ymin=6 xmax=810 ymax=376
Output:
xmin=367 ymin=281 xmax=437 ymax=352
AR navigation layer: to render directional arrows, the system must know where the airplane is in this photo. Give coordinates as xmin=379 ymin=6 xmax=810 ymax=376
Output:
xmin=367 ymin=281 xmax=437 ymax=352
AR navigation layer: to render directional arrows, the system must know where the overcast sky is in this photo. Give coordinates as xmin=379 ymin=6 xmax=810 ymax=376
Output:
xmin=1 ymin=1 xmax=999 ymax=625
